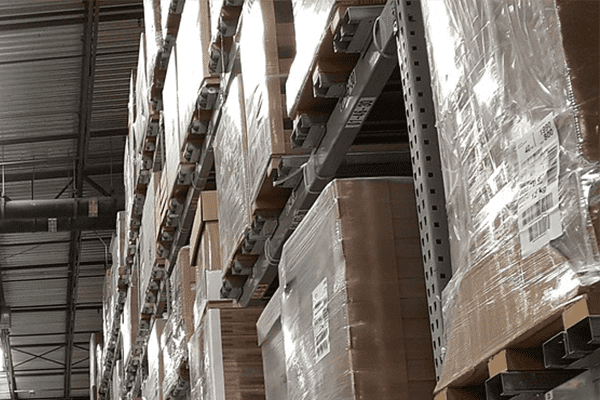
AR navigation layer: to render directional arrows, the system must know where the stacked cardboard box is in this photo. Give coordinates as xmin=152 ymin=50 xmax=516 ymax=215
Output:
xmin=138 ymin=172 xmax=161 ymax=313
xmin=89 ymin=333 xmax=103 ymax=400
xmin=142 ymin=319 xmax=167 ymax=400
xmin=420 ymin=0 xmax=600 ymax=392
xmin=112 ymin=359 xmax=124 ymax=400
xmin=278 ymin=178 xmax=435 ymax=399
xmin=161 ymin=247 xmax=195 ymax=398
xmin=257 ymin=288 xmax=286 ymax=400
xmin=189 ymin=190 xmax=221 ymax=275
xmin=189 ymin=307 xmax=265 ymax=399
xmin=238 ymin=0 xmax=303 ymax=212
xmin=285 ymin=0 xmax=386 ymax=119
xmin=214 ymin=75 xmax=253 ymax=273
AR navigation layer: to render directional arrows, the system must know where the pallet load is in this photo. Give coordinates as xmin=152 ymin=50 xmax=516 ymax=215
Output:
xmin=176 ymin=0 xmax=218 ymax=152
xmin=420 ymin=0 xmax=600 ymax=395
xmin=257 ymin=288 xmax=286 ymax=400
xmin=189 ymin=305 xmax=265 ymax=399
xmin=238 ymin=0 xmax=302 ymax=213
xmin=161 ymin=246 xmax=195 ymax=399
xmin=139 ymin=172 xmax=162 ymax=314
xmin=189 ymin=190 xmax=221 ymax=275
xmin=121 ymin=261 xmax=139 ymax=373
xmin=142 ymin=319 xmax=167 ymax=400
xmin=142 ymin=0 xmax=164 ymax=86
xmin=213 ymin=74 xmax=253 ymax=275
xmin=285 ymin=0 xmax=386 ymax=121
xmin=278 ymin=178 xmax=435 ymax=399
xmin=112 ymin=359 xmax=124 ymax=400
xmin=90 ymin=333 xmax=103 ymax=400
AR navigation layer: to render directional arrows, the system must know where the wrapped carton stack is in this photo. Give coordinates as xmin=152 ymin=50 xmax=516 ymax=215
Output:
xmin=278 ymin=178 xmax=435 ymax=399
xmin=142 ymin=319 xmax=167 ymax=400
xmin=189 ymin=190 xmax=221 ymax=276
xmin=89 ymin=333 xmax=103 ymax=400
xmin=420 ymin=0 xmax=600 ymax=393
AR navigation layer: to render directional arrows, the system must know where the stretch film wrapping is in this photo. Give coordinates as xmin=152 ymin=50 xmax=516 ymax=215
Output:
xmin=239 ymin=0 xmax=298 ymax=205
xmin=285 ymin=0 xmax=386 ymax=116
xmin=279 ymin=178 xmax=435 ymax=399
xmin=145 ymin=319 xmax=166 ymax=400
xmin=420 ymin=0 xmax=600 ymax=391
xmin=257 ymin=288 xmax=287 ymax=400
xmin=139 ymin=172 xmax=158 ymax=312
xmin=214 ymin=75 xmax=252 ymax=271
xmin=161 ymin=44 xmax=181 ymax=211
xmin=189 ymin=307 xmax=265 ymax=400
xmin=143 ymin=0 xmax=164 ymax=83
xmin=177 ymin=0 xmax=213 ymax=142
xmin=161 ymin=311 xmax=187 ymax=398
xmin=134 ymin=32 xmax=150 ymax=155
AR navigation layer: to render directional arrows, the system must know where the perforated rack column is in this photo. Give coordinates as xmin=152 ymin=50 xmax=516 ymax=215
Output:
xmin=393 ymin=0 xmax=452 ymax=380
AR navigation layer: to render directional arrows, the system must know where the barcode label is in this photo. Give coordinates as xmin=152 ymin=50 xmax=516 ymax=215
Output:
xmin=312 ymin=278 xmax=330 ymax=362
xmin=521 ymin=193 xmax=553 ymax=226
xmin=529 ymin=215 xmax=550 ymax=242
xmin=517 ymin=114 xmax=562 ymax=257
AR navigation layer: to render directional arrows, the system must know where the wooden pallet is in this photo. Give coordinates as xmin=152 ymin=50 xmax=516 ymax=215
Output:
xmin=436 ymin=294 xmax=600 ymax=400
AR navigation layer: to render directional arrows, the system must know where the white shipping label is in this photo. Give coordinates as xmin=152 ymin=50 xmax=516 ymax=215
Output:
xmin=516 ymin=114 xmax=562 ymax=258
xmin=312 ymin=278 xmax=330 ymax=363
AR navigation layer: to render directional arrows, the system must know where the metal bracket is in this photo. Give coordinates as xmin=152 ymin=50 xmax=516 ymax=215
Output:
xmin=291 ymin=114 xmax=328 ymax=149
xmin=333 ymin=5 xmax=385 ymax=54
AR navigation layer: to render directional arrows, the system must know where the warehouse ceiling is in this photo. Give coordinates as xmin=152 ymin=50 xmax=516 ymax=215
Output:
xmin=0 ymin=1 xmax=142 ymax=399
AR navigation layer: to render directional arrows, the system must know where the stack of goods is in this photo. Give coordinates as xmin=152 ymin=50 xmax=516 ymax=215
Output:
xmin=277 ymin=178 xmax=435 ymax=399
xmin=189 ymin=190 xmax=221 ymax=275
xmin=420 ymin=0 xmax=600 ymax=392
xmin=89 ymin=333 xmax=103 ymax=400
xmin=214 ymin=75 xmax=253 ymax=274
xmin=138 ymin=171 xmax=161 ymax=313
xmin=142 ymin=319 xmax=167 ymax=400
xmin=285 ymin=0 xmax=386 ymax=121
xmin=111 ymin=359 xmax=124 ymax=400
xmin=257 ymin=288 xmax=286 ymax=400
xmin=189 ymin=306 xmax=265 ymax=399
xmin=161 ymin=246 xmax=196 ymax=398
xmin=238 ymin=0 xmax=303 ymax=213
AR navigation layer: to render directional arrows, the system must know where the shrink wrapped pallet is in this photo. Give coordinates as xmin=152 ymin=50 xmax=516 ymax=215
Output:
xmin=101 ymin=268 xmax=113 ymax=351
xmin=214 ymin=75 xmax=252 ymax=271
xmin=189 ymin=307 xmax=265 ymax=400
xmin=279 ymin=178 xmax=435 ymax=399
xmin=239 ymin=0 xmax=302 ymax=209
xmin=257 ymin=288 xmax=286 ymax=400
xmin=190 ymin=190 xmax=220 ymax=271
xmin=143 ymin=0 xmax=164 ymax=82
xmin=121 ymin=263 xmax=139 ymax=367
xmin=159 ymin=44 xmax=181 ymax=217
xmin=177 ymin=0 xmax=214 ymax=140
xmin=89 ymin=333 xmax=102 ymax=400
xmin=139 ymin=172 xmax=159 ymax=312
xmin=420 ymin=0 xmax=600 ymax=392
xmin=143 ymin=319 xmax=167 ymax=400
xmin=161 ymin=247 xmax=195 ymax=397
xmin=285 ymin=0 xmax=386 ymax=117
xmin=134 ymin=32 xmax=150 ymax=154
xmin=193 ymin=269 xmax=223 ymax=329
xmin=112 ymin=359 xmax=123 ymax=400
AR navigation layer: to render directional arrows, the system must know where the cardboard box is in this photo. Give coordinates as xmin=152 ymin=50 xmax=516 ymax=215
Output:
xmin=279 ymin=178 xmax=435 ymax=399
xmin=139 ymin=172 xmax=159 ymax=313
xmin=171 ymin=246 xmax=195 ymax=343
xmin=189 ymin=307 xmax=265 ymax=399
xmin=89 ymin=333 xmax=102 ymax=400
xmin=214 ymin=75 xmax=252 ymax=272
xmin=190 ymin=191 xmax=219 ymax=267
xmin=257 ymin=288 xmax=287 ymax=400
xmin=285 ymin=0 xmax=386 ymax=118
xmin=193 ymin=269 xmax=223 ymax=329
xmin=144 ymin=318 xmax=167 ymax=400
xmin=177 ymin=0 xmax=214 ymax=140
xmin=420 ymin=0 xmax=600 ymax=392
xmin=239 ymin=0 xmax=305 ymax=211
xmin=142 ymin=0 xmax=163 ymax=82
xmin=122 ymin=262 xmax=139 ymax=368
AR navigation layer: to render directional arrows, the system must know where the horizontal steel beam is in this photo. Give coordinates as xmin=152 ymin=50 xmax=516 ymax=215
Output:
xmin=1 ymin=196 xmax=123 ymax=219
xmin=0 ymin=129 xmax=127 ymax=147
xmin=10 ymin=304 xmax=102 ymax=314
xmin=0 ymin=260 xmax=105 ymax=272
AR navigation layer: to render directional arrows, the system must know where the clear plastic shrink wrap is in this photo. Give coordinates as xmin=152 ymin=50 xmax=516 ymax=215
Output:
xmin=257 ymin=288 xmax=287 ymax=400
xmin=279 ymin=178 xmax=435 ymax=399
xmin=121 ymin=262 xmax=139 ymax=367
xmin=239 ymin=0 xmax=301 ymax=206
xmin=139 ymin=172 xmax=157 ymax=311
xmin=193 ymin=269 xmax=222 ymax=329
xmin=214 ymin=75 xmax=252 ymax=271
xmin=134 ymin=33 xmax=149 ymax=155
xmin=112 ymin=359 xmax=123 ymax=400
xmin=162 ymin=248 xmax=194 ymax=397
xmin=189 ymin=307 xmax=265 ymax=400
xmin=177 ymin=0 xmax=213 ymax=142
xmin=101 ymin=268 xmax=113 ymax=357
xmin=144 ymin=319 xmax=166 ymax=400
xmin=143 ymin=0 xmax=164 ymax=84
xmin=161 ymin=44 xmax=181 ymax=212
xmin=420 ymin=0 xmax=600 ymax=391
xmin=285 ymin=0 xmax=386 ymax=116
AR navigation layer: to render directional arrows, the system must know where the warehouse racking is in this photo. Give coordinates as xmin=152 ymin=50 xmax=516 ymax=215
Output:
xmin=95 ymin=0 xmax=600 ymax=399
